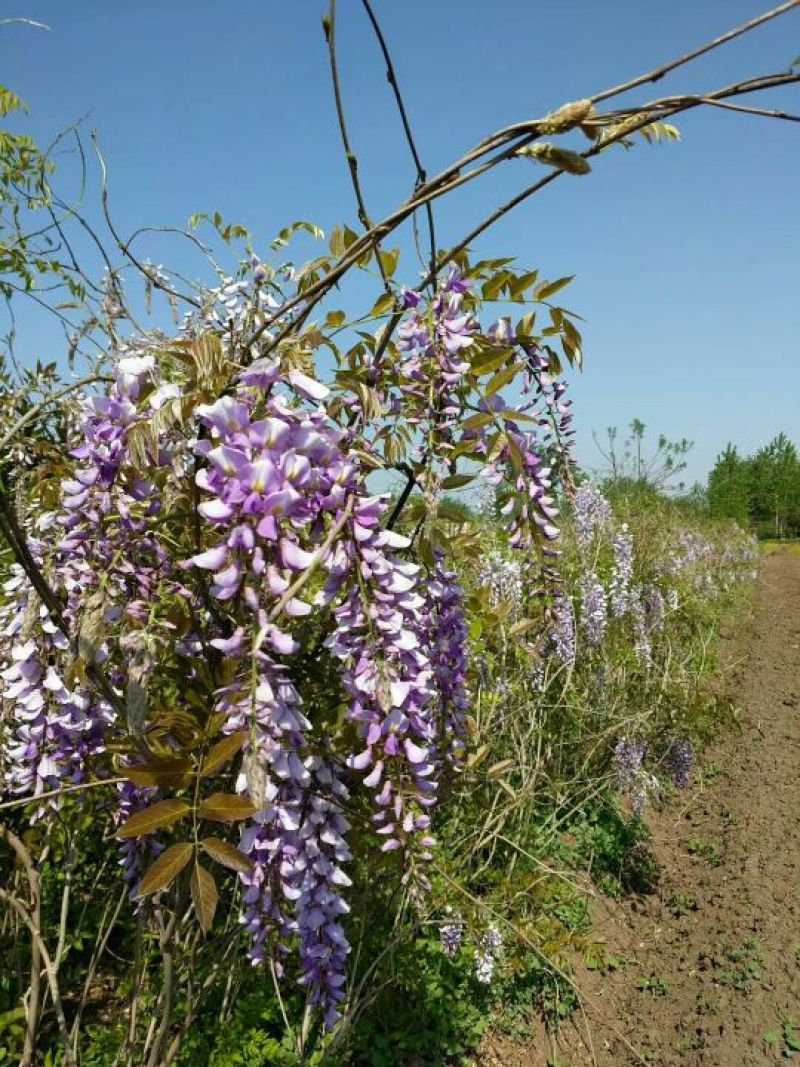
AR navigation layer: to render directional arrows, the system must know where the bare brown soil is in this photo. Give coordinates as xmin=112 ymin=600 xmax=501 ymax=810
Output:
xmin=482 ymin=549 xmax=800 ymax=1067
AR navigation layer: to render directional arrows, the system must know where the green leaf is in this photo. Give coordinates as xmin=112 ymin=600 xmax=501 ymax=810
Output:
xmin=200 ymin=731 xmax=246 ymax=777
xmin=639 ymin=121 xmax=681 ymax=145
xmin=190 ymin=864 xmax=219 ymax=933
xmin=481 ymin=271 xmax=513 ymax=301
xmin=441 ymin=474 xmax=474 ymax=490
xmin=198 ymin=793 xmax=257 ymax=824
xmin=470 ymin=346 xmax=515 ymax=377
xmin=271 ymin=220 xmax=324 ymax=249
xmin=200 ymin=837 xmax=254 ymax=873
xmin=328 ymin=225 xmax=346 ymax=257
xmin=508 ymin=270 xmax=539 ymax=300
xmin=462 ymin=412 xmax=495 ymax=432
xmin=485 ymin=362 xmax=523 ymax=396
xmin=137 ymin=843 xmax=194 ymax=897
xmin=515 ymin=311 xmax=537 ymax=340
xmin=466 ymin=744 xmax=489 ymax=769
xmin=117 ymin=799 xmax=191 ymax=839
xmin=369 ymin=291 xmax=395 ymax=318
xmin=379 ymin=248 xmax=400 ymax=278
xmin=325 ymin=310 xmax=346 ymax=328
xmin=535 ymin=276 xmax=574 ymax=301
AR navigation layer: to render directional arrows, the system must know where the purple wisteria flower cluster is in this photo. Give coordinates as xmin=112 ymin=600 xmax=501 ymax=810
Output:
xmin=613 ymin=738 xmax=647 ymax=791
xmin=664 ymin=737 xmax=694 ymax=788
xmin=439 ymin=917 xmax=466 ymax=958
xmin=1 ymin=350 xmax=167 ymax=809
xmin=609 ymin=524 xmax=634 ymax=618
xmin=551 ymin=594 xmax=576 ymax=665
xmin=573 ymin=484 xmax=612 ymax=554
xmin=474 ymin=925 xmax=503 ymax=984
xmin=477 ymin=553 xmax=523 ymax=608
xmin=613 ymin=738 xmax=658 ymax=816
xmin=580 ymin=571 xmax=607 ymax=647
xmin=630 ymin=588 xmax=653 ymax=669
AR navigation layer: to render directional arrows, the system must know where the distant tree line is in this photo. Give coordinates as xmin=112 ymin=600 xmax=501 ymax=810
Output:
xmin=707 ymin=433 xmax=800 ymax=538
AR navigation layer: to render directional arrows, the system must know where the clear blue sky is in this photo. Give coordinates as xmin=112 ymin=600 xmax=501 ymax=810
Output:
xmin=3 ymin=0 xmax=799 ymax=485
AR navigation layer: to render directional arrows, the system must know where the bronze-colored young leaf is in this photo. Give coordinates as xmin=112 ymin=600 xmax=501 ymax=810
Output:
xmin=508 ymin=270 xmax=539 ymax=301
xmin=481 ymin=270 xmax=513 ymax=301
xmin=137 ymin=843 xmax=194 ymax=897
xmin=200 ymin=837 xmax=254 ymax=873
xmin=200 ymin=731 xmax=246 ymax=777
xmin=190 ymin=864 xmax=219 ymax=934
xmin=124 ymin=758 xmax=193 ymax=789
xmin=487 ymin=759 xmax=516 ymax=779
xmin=466 ymin=744 xmax=489 ymax=770
xmin=118 ymin=799 xmax=191 ymax=839
xmin=198 ymin=793 xmax=257 ymax=823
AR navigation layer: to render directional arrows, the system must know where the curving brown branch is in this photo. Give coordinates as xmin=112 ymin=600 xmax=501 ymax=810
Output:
xmin=246 ymin=40 xmax=799 ymax=355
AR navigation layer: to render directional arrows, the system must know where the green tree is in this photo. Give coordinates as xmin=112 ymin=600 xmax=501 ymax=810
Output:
xmin=707 ymin=444 xmax=752 ymax=524
xmin=751 ymin=433 xmax=800 ymax=538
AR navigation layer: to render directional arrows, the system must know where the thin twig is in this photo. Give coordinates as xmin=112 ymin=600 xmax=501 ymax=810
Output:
xmin=592 ymin=0 xmax=800 ymax=104
xmin=0 ymin=376 xmax=111 ymax=456
xmin=91 ymin=134 xmax=202 ymax=310
xmin=360 ymin=0 xmax=438 ymax=285
xmin=0 ymin=776 xmax=127 ymax=813
xmin=323 ymin=1 xmax=390 ymax=289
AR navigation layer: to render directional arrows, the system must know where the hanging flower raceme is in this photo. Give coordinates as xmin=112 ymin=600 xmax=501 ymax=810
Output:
xmin=551 ymin=593 xmax=576 ymax=665
xmin=0 ymin=526 xmax=114 ymax=809
xmin=115 ymin=780 xmax=164 ymax=896
xmin=439 ymin=918 xmax=466 ymax=958
xmin=579 ymin=571 xmax=607 ymax=647
xmin=1 ymin=351 xmax=183 ymax=855
xmin=189 ymin=374 xmax=358 ymax=1026
xmin=630 ymin=588 xmax=652 ymax=669
xmin=477 ymin=553 xmax=523 ymax=609
xmin=609 ymin=525 xmax=634 ymax=618
xmin=327 ymin=496 xmax=438 ymax=889
xmin=396 ymin=268 xmax=475 ymax=459
xmin=218 ymin=672 xmax=352 ymax=1029
xmin=573 ymin=484 xmax=612 ymax=554
xmin=474 ymin=925 xmax=503 ymax=984
xmin=424 ymin=556 xmax=470 ymax=773
xmin=521 ymin=345 xmax=577 ymax=491
xmin=664 ymin=738 xmax=694 ymax=788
